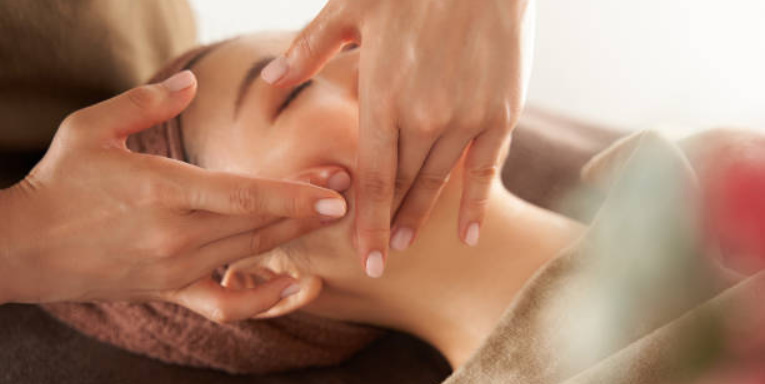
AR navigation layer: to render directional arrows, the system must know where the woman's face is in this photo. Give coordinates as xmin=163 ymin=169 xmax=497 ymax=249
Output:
xmin=184 ymin=32 xmax=359 ymax=184
xmin=182 ymin=33 xmax=375 ymax=318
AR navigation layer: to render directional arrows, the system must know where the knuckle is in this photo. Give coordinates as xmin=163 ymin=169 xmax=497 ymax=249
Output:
xmin=229 ymin=185 xmax=263 ymax=214
xmin=404 ymin=110 xmax=450 ymax=137
xmin=283 ymin=195 xmax=303 ymax=217
xmin=126 ymin=86 xmax=163 ymax=112
xmin=416 ymin=172 xmax=449 ymax=192
xmin=357 ymin=225 xmax=390 ymax=241
xmin=139 ymin=178 xmax=171 ymax=207
xmin=60 ymin=111 xmax=88 ymax=133
xmin=294 ymin=32 xmax=316 ymax=59
xmin=478 ymin=102 xmax=515 ymax=132
xmin=493 ymin=107 xmax=513 ymax=128
xmin=464 ymin=195 xmax=491 ymax=213
xmin=467 ymin=164 xmax=500 ymax=184
xmin=457 ymin=111 xmax=488 ymax=134
xmin=359 ymin=173 xmax=395 ymax=201
xmin=146 ymin=225 xmax=187 ymax=259
xmin=504 ymin=103 xmax=522 ymax=128
xmin=416 ymin=124 xmax=442 ymax=141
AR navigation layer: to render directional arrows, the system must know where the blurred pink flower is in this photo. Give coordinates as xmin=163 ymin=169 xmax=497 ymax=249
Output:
xmin=706 ymin=161 xmax=765 ymax=275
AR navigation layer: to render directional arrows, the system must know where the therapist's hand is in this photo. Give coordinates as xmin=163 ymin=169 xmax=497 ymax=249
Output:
xmin=262 ymin=0 xmax=536 ymax=277
xmin=0 ymin=71 xmax=350 ymax=323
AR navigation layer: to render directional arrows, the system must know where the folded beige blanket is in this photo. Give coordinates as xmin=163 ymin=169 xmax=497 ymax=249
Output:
xmin=445 ymin=131 xmax=765 ymax=384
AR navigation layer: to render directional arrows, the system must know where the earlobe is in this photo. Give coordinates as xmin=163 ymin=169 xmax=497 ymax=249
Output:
xmin=221 ymin=265 xmax=323 ymax=319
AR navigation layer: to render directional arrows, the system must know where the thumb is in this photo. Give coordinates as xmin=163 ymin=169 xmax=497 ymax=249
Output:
xmin=68 ymin=70 xmax=197 ymax=143
xmin=261 ymin=4 xmax=356 ymax=87
xmin=162 ymin=275 xmax=299 ymax=324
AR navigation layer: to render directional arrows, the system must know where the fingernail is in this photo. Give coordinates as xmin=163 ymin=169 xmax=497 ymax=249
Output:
xmin=261 ymin=56 xmax=289 ymax=84
xmin=390 ymin=227 xmax=414 ymax=251
xmin=280 ymin=283 xmax=301 ymax=298
xmin=315 ymin=198 xmax=347 ymax=217
xmin=162 ymin=70 xmax=196 ymax=92
xmin=327 ymin=171 xmax=352 ymax=192
xmin=365 ymin=251 xmax=385 ymax=278
xmin=465 ymin=223 xmax=480 ymax=247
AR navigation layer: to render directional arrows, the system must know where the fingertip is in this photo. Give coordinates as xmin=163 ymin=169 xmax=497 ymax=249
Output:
xmin=227 ymin=276 xmax=298 ymax=321
xmin=463 ymin=222 xmax=481 ymax=247
xmin=161 ymin=70 xmax=197 ymax=93
xmin=261 ymin=56 xmax=289 ymax=85
xmin=390 ymin=227 xmax=414 ymax=252
xmin=315 ymin=198 xmax=348 ymax=218
xmin=364 ymin=250 xmax=385 ymax=278
xmin=328 ymin=170 xmax=352 ymax=192
xmin=280 ymin=283 xmax=302 ymax=299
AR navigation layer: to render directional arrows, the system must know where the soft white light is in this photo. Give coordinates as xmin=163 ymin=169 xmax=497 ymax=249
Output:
xmin=188 ymin=0 xmax=327 ymax=43
xmin=191 ymin=0 xmax=765 ymax=133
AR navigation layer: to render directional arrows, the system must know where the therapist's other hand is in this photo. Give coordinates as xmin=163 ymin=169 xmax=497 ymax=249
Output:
xmin=262 ymin=0 xmax=536 ymax=277
xmin=0 ymin=71 xmax=350 ymax=323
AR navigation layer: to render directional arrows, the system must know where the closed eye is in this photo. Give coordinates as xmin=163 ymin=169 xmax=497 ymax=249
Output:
xmin=279 ymin=80 xmax=313 ymax=112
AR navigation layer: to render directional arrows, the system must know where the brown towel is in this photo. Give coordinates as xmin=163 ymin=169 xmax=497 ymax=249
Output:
xmin=41 ymin=44 xmax=382 ymax=375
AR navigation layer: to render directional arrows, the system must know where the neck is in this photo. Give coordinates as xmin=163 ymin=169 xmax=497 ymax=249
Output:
xmin=366 ymin=179 xmax=584 ymax=367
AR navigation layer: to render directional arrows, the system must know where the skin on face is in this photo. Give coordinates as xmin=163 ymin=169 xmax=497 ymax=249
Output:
xmin=179 ymin=33 xmax=585 ymax=367
xmin=181 ymin=33 xmax=385 ymax=320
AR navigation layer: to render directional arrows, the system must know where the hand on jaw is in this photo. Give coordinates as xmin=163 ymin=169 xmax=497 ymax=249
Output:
xmin=0 ymin=71 xmax=352 ymax=323
xmin=262 ymin=0 xmax=536 ymax=278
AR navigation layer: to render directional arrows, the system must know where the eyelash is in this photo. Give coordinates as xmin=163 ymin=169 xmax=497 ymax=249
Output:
xmin=278 ymin=80 xmax=313 ymax=112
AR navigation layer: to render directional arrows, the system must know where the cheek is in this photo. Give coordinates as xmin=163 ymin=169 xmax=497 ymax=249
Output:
xmin=244 ymin=95 xmax=360 ymax=266
xmin=278 ymin=95 xmax=359 ymax=175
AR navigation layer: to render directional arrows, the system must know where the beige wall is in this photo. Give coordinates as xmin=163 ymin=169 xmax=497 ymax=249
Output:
xmin=190 ymin=0 xmax=765 ymax=134
xmin=528 ymin=0 xmax=765 ymax=134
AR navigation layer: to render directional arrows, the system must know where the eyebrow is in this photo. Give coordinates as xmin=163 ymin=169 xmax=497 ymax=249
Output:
xmin=234 ymin=56 xmax=276 ymax=117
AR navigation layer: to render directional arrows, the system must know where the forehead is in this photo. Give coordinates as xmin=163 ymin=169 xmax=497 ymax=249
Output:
xmin=181 ymin=32 xmax=294 ymax=162
xmin=191 ymin=32 xmax=294 ymax=107
xmin=186 ymin=32 xmax=295 ymax=115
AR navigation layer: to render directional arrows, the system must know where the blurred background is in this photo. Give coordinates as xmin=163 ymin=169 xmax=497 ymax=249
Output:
xmin=189 ymin=0 xmax=765 ymax=135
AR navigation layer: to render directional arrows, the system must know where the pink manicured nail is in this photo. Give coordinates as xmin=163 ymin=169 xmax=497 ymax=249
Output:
xmin=280 ymin=283 xmax=301 ymax=298
xmin=390 ymin=227 xmax=414 ymax=251
xmin=465 ymin=223 xmax=480 ymax=247
xmin=327 ymin=171 xmax=352 ymax=192
xmin=261 ymin=56 xmax=289 ymax=84
xmin=162 ymin=70 xmax=196 ymax=92
xmin=315 ymin=198 xmax=347 ymax=217
xmin=365 ymin=251 xmax=385 ymax=278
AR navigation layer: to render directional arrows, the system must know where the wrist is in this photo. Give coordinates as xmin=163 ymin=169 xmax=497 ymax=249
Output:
xmin=0 ymin=187 xmax=16 ymax=304
xmin=0 ymin=184 xmax=32 ymax=304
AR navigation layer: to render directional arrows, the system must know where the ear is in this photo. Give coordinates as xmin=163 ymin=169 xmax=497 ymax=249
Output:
xmin=221 ymin=250 xmax=323 ymax=319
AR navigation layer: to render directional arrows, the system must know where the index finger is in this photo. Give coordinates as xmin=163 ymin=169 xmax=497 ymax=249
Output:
xmin=355 ymin=102 xmax=398 ymax=278
xmin=156 ymin=159 xmax=348 ymax=219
